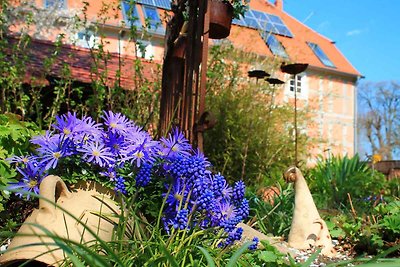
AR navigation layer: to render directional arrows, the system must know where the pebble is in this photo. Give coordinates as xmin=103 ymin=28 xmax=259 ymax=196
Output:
xmin=0 ymin=239 xmax=10 ymax=253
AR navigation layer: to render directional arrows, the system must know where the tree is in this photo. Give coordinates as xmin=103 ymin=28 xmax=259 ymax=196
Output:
xmin=358 ymin=81 xmax=400 ymax=160
xmin=204 ymin=43 xmax=314 ymax=186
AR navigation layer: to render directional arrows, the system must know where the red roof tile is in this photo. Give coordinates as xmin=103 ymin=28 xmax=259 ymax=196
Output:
xmin=10 ymin=37 xmax=160 ymax=90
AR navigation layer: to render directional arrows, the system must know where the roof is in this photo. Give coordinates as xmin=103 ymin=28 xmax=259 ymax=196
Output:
xmin=227 ymin=0 xmax=361 ymax=77
xmin=9 ymin=37 xmax=159 ymax=90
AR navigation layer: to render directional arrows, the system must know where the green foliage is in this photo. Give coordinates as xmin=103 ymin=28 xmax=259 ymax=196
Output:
xmin=205 ymin=44 xmax=313 ymax=186
xmin=239 ymin=240 xmax=288 ymax=267
xmin=1 ymin=187 xmax=258 ymax=267
xmin=309 ymin=154 xmax=386 ymax=211
xmin=248 ymin=183 xmax=294 ymax=238
xmin=327 ymin=199 xmax=400 ymax=256
xmin=0 ymin=0 xmax=161 ymax=129
xmin=0 ymin=113 xmax=41 ymax=212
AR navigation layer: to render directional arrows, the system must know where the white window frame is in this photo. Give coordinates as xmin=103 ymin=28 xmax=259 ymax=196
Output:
xmin=74 ymin=30 xmax=99 ymax=49
xmin=284 ymin=73 xmax=308 ymax=100
xmin=136 ymin=40 xmax=155 ymax=60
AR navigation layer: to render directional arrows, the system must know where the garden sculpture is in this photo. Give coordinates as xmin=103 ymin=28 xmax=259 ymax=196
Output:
xmin=0 ymin=175 xmax=120 ymax=266
xmin=284 ymin=166 xmax=336 ymax=256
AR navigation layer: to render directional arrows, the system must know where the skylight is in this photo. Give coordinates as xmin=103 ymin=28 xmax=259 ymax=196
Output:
xmin=307 ymin=42 xmax=335 ymax=68
xmin=261 ymin=33 xmax=288 ymax=58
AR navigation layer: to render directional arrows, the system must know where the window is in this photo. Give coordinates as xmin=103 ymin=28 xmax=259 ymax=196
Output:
xmin=289 ymin=75 xmax=303 ymax=93
xmin=136 ymin=40 xmax=155 ymax=60
xmin=142 ymin=5 xmax=165 ymax=35
xmin=44 ymin=0 xmax=66 ymax=8
xmin=74 ymin=31 xmax=98 ymax=49
xmin=307 ymin=42 xmax=335 ymax=68
xmin=263 ymin=33 xmax=288 ymax=58
xmin=122 ymin=2 xmax=142 ymax=27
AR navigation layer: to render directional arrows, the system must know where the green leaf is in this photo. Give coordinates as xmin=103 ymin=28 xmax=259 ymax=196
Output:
xmin=258 ymin=251 xmax=278 ymax=263
xmin=226 ymin=242 xmax=251 ymax=267
xmin=197 ymin=246 xmax=216 ymax=267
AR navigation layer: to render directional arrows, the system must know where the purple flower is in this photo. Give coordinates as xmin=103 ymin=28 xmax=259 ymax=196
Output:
xmin=52 ymin=112 xmax=80 ymax=136
xmin=232 ymin=180 xmax=245 ymax=204
xmin=212 ymin=173 xmax=232 ymax=199
xmin=99 ymin=167 xmax=118 ymax=181
xmin=8 ymin=162 xmax=45 ymax=199
xmin=173 ymin=209 xmax=189 ymax=230
xmin=102 ymin=111 xmax=132 ymax=134
xmin=37 ymin=134 xmax=71 ymax=170
xmin=160 ymin=128 xmax=191 ymax=158
xmin=77 ymin=141 xmax=114 ymax=167
xmin=135 ymin=162 xmax=152 ymax=187
xmin=103 ymin=131 xmax=126 ymax=155
xmin=114 ymin=176 xmax=127 ymax=194
xmin=249 ymin=237 xmax=259 ymax=250
xmin=7 ymin=155 xmax=36 ymax=165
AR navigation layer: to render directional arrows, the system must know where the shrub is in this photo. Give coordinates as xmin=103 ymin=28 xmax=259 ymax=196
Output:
xmin=309 ymin=154 xmax=386 ymax=212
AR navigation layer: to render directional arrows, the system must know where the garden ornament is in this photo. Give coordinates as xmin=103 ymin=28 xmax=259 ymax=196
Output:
xmin=284 ymin=166 xmax=336 ymax=256
xmin=0 ymin=175 xmax=119 ymax=266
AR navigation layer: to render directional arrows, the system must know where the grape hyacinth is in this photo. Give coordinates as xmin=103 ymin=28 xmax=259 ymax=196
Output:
xmin=7 ymin=110 xmax=249 ymax=247
xmin=135 ymin=162 xmax=152 ymax=187
xmin=249 ymin=237 xmax=259 ymax=251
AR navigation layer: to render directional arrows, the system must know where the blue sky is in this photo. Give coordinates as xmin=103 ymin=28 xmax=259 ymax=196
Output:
xmin=284 ymin=0 xmax=399 ymax=83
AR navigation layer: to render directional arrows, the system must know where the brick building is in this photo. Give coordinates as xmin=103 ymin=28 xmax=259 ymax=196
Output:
xmin=11 ymin=0 xmax=362 ymax=162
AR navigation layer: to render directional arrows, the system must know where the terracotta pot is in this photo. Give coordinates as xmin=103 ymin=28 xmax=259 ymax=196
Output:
xmin=209 ymin=0 xmax=234 ymax=39
xmin=0 ymin=175 xmax=120 ymax=266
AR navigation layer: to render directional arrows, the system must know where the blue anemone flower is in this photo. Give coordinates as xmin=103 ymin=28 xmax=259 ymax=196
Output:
xmin=8 ymin=162 xmax=45 ymax=199
xmin=52 ymin=111 xmax=80 ymax=136
xmin=78 ymin=141 xmax=114 ymax=167
xmin=102 ymin=111 xmax=132 ymax=134
xmin=160 ymin=128 xmax=191 ymax=158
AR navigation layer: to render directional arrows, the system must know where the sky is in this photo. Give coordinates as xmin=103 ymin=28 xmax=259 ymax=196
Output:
xmin=283 ymin=0 xmax=400 ymax=83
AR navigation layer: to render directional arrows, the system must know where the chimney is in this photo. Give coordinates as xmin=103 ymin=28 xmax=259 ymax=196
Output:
xmin=275 ymin=0 xmax=283 ymax=10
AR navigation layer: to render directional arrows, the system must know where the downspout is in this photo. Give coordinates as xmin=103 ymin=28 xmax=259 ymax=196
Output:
xmin=354 ymin=75 xmax=364 ymax=156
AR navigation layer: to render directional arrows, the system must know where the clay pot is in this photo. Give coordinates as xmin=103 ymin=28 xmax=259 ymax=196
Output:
xmin=0 ymin=175 xmax=120 ymax=266
xmin=209 ymin=0 xmax=234 ymax=39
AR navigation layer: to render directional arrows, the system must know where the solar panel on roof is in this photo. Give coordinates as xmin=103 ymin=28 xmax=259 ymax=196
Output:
xmin=137 ymin=0 xmax=153 ymax=5
xmin=268 ymin=14 xmax=283 ymax=24
xmin=232 ymin=16 xmax=246 ymax=27
xmin=136 ymin=0 xmax=171 ymax=10
xmin=251 ymin=10 xmax=267 ymax=20
xmin=244 ymin=17 xmax=259 ymax=29
xmin=235 ymin=9 xmax=292 ymax=37
xmin=154 ymin=0 xmax=171 ymax=10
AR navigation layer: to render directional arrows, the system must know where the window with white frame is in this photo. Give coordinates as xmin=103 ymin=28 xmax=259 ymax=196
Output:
xmin=44 ymin=0 xmax=66 ymax=8
xmin=289 ymin=75 xmax=303 ymax=93
xmin=136 ymin=40 xmax=155 ymax=60
xmin=285 ymin=74 xmax=308 ymax=100
xmin=74 ymin=31 xmax=98 ymax=49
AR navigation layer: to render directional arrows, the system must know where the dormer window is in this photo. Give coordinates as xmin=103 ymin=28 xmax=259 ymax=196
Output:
xmin=122 ymin=2 xmax=142 ymax=28
xmin=142 ymin=5 xmax=165 ymax=35
xmin=307 ymin=42 xmax=335 ymax=68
